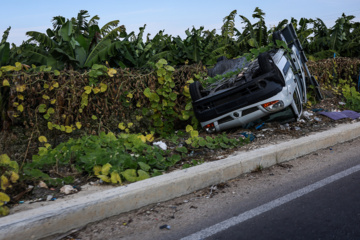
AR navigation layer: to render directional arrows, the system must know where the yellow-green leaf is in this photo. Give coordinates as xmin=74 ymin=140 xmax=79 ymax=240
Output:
xmin=76 ymin=122 xmax=82 ymax=129
xmin=84 ymin=86 xmax=92 ymax=94
xmin=43 ymin=94 xmax=50 ymax=100
xmin=107 ymin=68 xmax=117 ymax=77
xmin=47 ymin=108 xmax=55 ymax=114
xmin=127 ymin=93 xmax=133 ymax=99
xmin=54 ymin=70 xmax=60 ymax=76
xmin=51 ymin=99 xmax=56 ymax=104
xmin=18 ymin=94 xmax=24 ymax=100
xmin=0 ymin=192 xmax=10 ymax=205
xmin=2 ymin=79 xmax=10 ymax=86
xmin=17 ymin=104 xmax=24 ymax=112
xmin=101 ymin=163 xmax=112 ymax=175
xmin=1 ymin=176 xmax=10 ymax=190
xmin=100 ymin=83 xmax=107 ymax=92
xmin=52 ymin=82 xmax=59 ymax=88
xmin=14 ymin=62 xmax=22 ymax=71
xmin=190 ymin=130 xmax=199 ymax=138
xmin=16 ymin=84 xmax=26 ymax=92
xmin=118 ymin=122 xmax=126 ymax=130
xmin=0 ymin=154 xmax=11 ymax=164
xmin=48 ymin=122 xmax=53 ymax=130
xmin=0 ymin=206 xmax=10 ymax=216
xmin=91 ymin=115 xmax=97 ymax=120
xmin=44 ymin=143 xmax=51 ymax=149
xmin=97 ymin=175 xmax=111 ymax=183
xmin=138 ymin=135 xmax=146 ymax=143
xmin=65 ymin=126 xmax=72 ymax=133
xmin=44 ymin=83 xmax=49 ymax=89
xmin=93 ymin=87 xmax=100 ymax=94
xmin=110 ymin=172 xmax=122 ymax=184
xmin=38 ymin=136 xmax=48 ymax=142
xmin=60 ymin=125 xmax=65 ymax=131
xmin=146 ymin=134 xmax=154 ymax=142
xmin=93 ymin=166 xmax=102 ymax=176
xmin=1 ymin=65 xmax=15 ymax=72
xmin=127 ymin=122 xmax=133 ymax=128
xmin=186 ymin=125 xmax=193 ymax=132
xmin=10 ymin=172 xmax=19 ymax=183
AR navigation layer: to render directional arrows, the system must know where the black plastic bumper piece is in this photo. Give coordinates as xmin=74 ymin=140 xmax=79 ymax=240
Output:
xmin=192 ymin=71 xmax=283 ymax=122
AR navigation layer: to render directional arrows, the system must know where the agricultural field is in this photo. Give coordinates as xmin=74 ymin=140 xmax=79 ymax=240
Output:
xmin=0 ymin=8 xmax=360 ymax=216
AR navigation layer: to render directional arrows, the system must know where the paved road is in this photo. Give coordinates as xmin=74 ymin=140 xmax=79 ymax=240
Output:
xmin=61 ymin=137 xmax=360 ymax=240
xmin=190 ymin=165 xmax=360 ymax=240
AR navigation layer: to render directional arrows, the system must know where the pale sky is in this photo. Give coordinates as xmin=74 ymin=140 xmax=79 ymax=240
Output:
xmin=1 ymin=0 xmax=359 ymax=46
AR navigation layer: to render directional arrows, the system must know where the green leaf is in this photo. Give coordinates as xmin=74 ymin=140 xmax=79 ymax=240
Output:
xmin=169 ymin=92 xmax=177 ymax=101
xmin=138 ymin=162 xmax=151 ymax=171
xmin=175 ymin=146 xmax=188 ymax=153
xmin=144 ymin=88 xmax=151 ymax=98
xmin=38 ymin=104 xmax=47 ymax=113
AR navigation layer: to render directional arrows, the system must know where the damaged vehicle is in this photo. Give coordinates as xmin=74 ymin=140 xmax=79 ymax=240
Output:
xmin=190 ymin=23 xmax=323 ymax=133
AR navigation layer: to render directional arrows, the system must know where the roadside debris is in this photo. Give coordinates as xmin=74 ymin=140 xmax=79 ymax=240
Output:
xmin=159 ymin=224 xmax=171 ymax=230
xmin=153 ymin=141 xmax=167 ymax=151
xmin=38 ymin=181 xmax=48 ymax=189
xmin=319 ymin=110 xmax=360 ymax=120
xmin=60 ymin=185 xmax=78 ymax=195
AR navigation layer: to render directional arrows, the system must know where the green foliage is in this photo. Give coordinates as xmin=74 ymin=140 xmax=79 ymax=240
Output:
xmin=144 ymin=59 xmax=181 ymax=135
xmin=0 ymin=154 xmax=19 ymax=216
xmin=342 ymin=85 xmax=360 ymax=111
xmin=23 ymin=132 xmax=179 ymax=185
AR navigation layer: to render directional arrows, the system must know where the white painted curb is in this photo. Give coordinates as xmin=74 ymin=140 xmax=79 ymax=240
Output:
xmin=1 ymin=122 xmax=360 ymax=240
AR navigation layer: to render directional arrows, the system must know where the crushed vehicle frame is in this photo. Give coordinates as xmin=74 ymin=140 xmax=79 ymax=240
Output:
xmin=190 ymin=23 xmax=323 ymax=133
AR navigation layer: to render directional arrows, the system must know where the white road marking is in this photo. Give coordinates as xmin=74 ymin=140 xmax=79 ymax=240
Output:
xmin=181 ymin=164 xmax=360 ymax=240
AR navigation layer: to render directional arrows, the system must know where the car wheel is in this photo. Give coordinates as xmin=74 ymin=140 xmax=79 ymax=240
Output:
xmin=189 ymin=81 xmax=203 ymax=101
xmin=258 ymin=52 xmax=276 ymax=74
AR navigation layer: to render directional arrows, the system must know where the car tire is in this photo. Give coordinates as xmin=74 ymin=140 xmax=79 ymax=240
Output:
xmin=258 ymin=52 xmax=275 ymax=74
xmin=189 ymin=81 xmax=203 ymax=101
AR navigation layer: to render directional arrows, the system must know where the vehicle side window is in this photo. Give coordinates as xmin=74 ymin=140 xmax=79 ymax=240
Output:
xmin=283 ymin=61 xmax=291 ymax=76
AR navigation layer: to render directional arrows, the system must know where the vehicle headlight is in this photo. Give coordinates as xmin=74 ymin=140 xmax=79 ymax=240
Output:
xmin=262 ymin=100 xmax=284 ymax=112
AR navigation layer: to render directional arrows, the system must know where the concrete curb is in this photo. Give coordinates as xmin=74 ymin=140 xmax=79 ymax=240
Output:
xmin=2 ymin=122 xmax=360 ymax=240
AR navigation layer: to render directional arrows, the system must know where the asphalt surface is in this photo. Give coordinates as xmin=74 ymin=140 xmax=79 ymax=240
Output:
xmin=204 ymin=165 xmax=360 ymax=240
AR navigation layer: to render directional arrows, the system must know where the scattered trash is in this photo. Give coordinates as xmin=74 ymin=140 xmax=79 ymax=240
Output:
xmin=29 ymin=198 xmax=43 ymax=204
xmin=60 ymin=185 xmax=78 ymax=195
xmin=338 ymin=102 xmax=346 ymax=105
xmin=312 ymin=108 xmax=324 ymax=112
xmin=255 ymin=122 xmax=265 ymax=130
xmin=319 ymin=110 xmax=360 ymax=120
xmin=303 ymin=111 xmax=313 ymax=120
xmin=159 ymin=224 xmax=171 ymax=230
xmin=19 ymin=201 xmax=24 ymax=204
xmin=314 ymin=117 xmax=322 ymax=122
xmin=294 ymin=126 xmax=301 ymax=131
xmin=38 ymin=181 xmax=48 ymax=189
xmin=153 ymin=141 xmax=167 ymax=151
xmin=280 ymin=123 xmax=290 ymax=130
xmin=46 ymin=195 xmax=53 ymax=201
xmin=239 ymin=132 xmax=255 ymax=142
